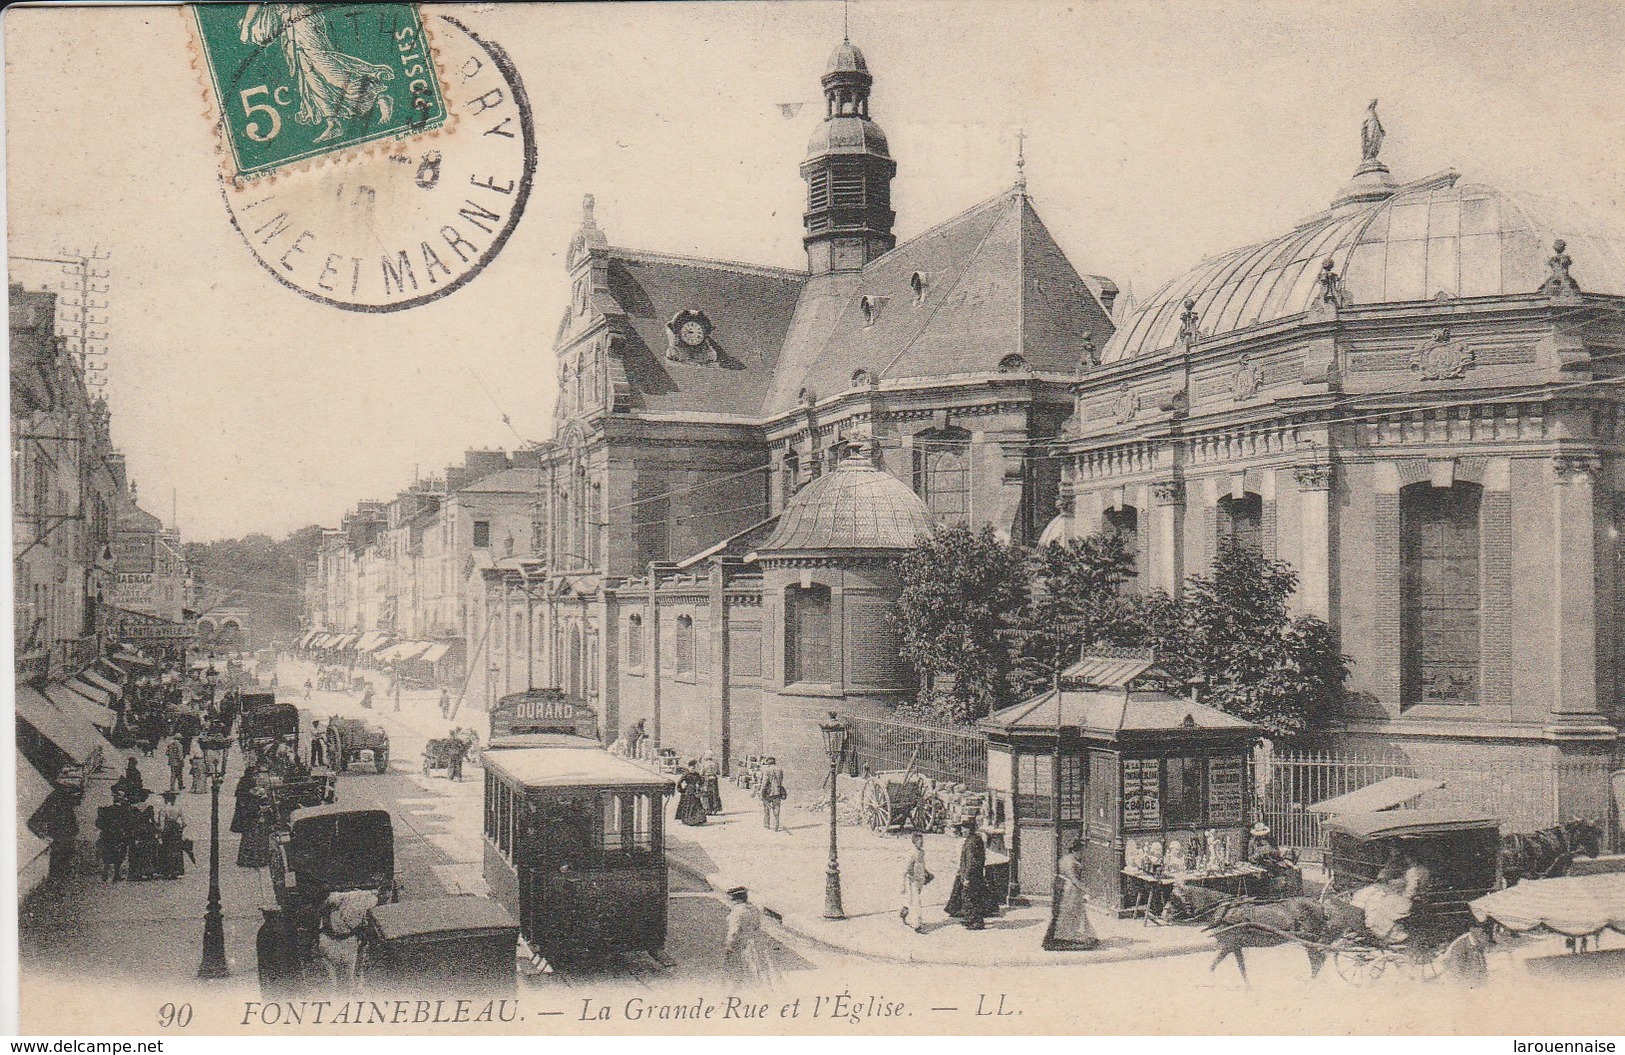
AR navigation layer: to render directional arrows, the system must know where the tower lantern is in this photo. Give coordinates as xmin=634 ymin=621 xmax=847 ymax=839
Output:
xmin=800 ymin=39 xmax=897 ymax=275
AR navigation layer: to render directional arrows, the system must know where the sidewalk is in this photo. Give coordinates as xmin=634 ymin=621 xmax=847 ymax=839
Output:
xmin=663 ymin=790 xmax=1212 ymax=968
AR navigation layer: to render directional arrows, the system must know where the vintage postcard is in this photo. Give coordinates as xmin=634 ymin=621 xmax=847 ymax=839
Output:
xmin=8 ymin=0 xmax=1625 ymax=1040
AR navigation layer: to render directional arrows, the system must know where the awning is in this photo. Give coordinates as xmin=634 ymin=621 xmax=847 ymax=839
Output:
xmin=44 ymin=683 xmax=118 ymax=731
xmin=358 ymin=632 xmax=394 ymax=653
xmin=375 ymin=644 xmax=405 ymax=662
xmin=92 ymin=658 xmax=127 ymax=684
xmin=299 ymin=630 xmax=319 ymax=648
xmin=17 ymin=750 xmax=53 ymax=832
xmin=337 ymin=634 xmax=360 ymax=649
xmin=1308 ymin=776 xmax=1447 ymax=815
xmin=420 ymin=642 xmax=452 ymax=665
xmin=66 ymin=677 xmax=113 ymax=706
xmin=80 ymin=669 xmax=123 ymax=698
xmin=16 ymin=686 xmax=110 ymax=765
xmin=1472 ymin=873 xmax=1625 ymax=939
xmin=399 ymin=641 xmax=434 ymax=661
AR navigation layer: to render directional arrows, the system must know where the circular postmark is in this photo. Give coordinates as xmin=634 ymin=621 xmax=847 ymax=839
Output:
xmin=219 ymin=15 xmax=535 ymax=312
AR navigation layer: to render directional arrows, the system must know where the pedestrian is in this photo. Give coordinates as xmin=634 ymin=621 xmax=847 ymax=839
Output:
xmin=757 ymin=757 xmax=786 ymax=831
xmin=360 ymin=684 xmax=375 ymax=710
xmin=96 ymin=800 xmax=127 ymax=882
xmin=448 ymin=736 xmax=465 ymax=783
xmin=232 ymin=764 xmax=271 ymax=869
xmin=113 ymin=756 xmax=145 ymax=802
xmin=310 ymin=721 xmax=327 ymax=769
xmin=699 ymin=751 xmax=723 ymax=815
xmin=438 ymin=688 xmax=450 ymax=719
xmin=165 ymin=735 xmax=186 ymax=793
xmin=675 ymin=761 xmax=708 ymax=826
xmin=188 ymin=740 xmax=207 ymax=794
xmin=157 ymin=791 xmax=188 ymax=879
xmin=901 ymin=831 xmax=933 ymax=932
xmin=945 ymin=817 xmax=1000 ymax=930
xmin=303 ymin=679 xmax=313 ymax=700
xmin=722 ymin=886 xmax=775 ymax=991
xmin=1043 ymin=838 xmax=1099 ymax=950
xmin=270 ymin=673 xmax=279 ymax=690
xmin=125 ymin=796 xmax=159 ymax=881
xmin=37 ymin=781 xmax=82 ymax=883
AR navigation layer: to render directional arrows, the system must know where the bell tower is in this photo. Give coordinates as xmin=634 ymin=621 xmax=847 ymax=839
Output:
xmin=800 ymin=38 xmax=897 ymax=275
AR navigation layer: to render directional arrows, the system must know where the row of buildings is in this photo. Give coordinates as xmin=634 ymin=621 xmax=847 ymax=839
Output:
xmin=13 ymin=280 xmax=196 ymax=896
xmin=304 ymin=35 xmax=1625 ymax=819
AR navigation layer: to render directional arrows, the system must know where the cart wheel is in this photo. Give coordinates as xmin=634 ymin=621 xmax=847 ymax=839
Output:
xmin=917 ymin=796 xmax=948 ymax=834
xmin=375 ymin=751 xmax=389 ymax=775
xmin=1333 ymin=947 xmax=1375 ymax=987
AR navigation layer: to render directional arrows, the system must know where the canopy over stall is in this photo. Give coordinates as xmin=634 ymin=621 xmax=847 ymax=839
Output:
xmin=1472 ymin=874 xmax=1625 ymax=938
xmin=1308 ymin=776 xmax=1446 ymax=815
xmin=17 ymin=685 xmax=112 ymax=768
xmin=43 ymin=683 xmax=117 ymax=732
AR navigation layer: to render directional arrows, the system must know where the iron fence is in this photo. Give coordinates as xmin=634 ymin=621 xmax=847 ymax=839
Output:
xmin=1261 ymin=747 xmax=1618 ymax=859
xmin=844 ymin=711 xmax=988 ymax=790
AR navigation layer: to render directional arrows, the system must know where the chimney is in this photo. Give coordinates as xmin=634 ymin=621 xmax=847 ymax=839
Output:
xmin=464 ymin=449 xmax=509 ymax=482
xmin=445 ymin=466 xmax=470 ymax=492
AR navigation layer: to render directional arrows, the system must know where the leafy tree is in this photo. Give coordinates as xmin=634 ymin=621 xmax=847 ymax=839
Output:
xmin=894 ymin=524 xmax=1031 ymax=724
xmin=1133 ymin=542 xmax=1348 ymax=739
xmin=1012 ymin=531 xmax=1140 ymax=698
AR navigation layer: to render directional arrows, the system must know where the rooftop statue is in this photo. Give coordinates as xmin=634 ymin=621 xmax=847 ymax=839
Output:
xmin=1361 ymin=99 xmax=1385 ymax=164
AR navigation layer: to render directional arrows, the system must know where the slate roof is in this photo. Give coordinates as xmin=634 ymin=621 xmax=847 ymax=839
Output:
xmin=600 ymin=250 xmax=805 ymax=419
xmin=755 ymin=454 xmax=932 ymax=554
xmin=763 ymin=189 xmax=1115 ymax=416
xmin=981 ymin=687 xmax=1258 ymax=738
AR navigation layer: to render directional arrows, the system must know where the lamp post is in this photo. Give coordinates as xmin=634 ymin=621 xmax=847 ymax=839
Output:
xmin=818 ymin=711 xmax=847 ymax=920
xmin=197 ymin=732 xmax=231 ymax=978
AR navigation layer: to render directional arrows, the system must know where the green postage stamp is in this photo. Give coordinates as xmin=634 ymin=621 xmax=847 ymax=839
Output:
xmin=193 ymin=3 xmax=447 ymax=178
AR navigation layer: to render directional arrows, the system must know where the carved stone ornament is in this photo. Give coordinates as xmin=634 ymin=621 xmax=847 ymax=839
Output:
xmin=1177 ymin=299 xmax=1201 ymax=347
xmin=1539 ymin=239 xmax=1583 ymax=301
xmin=1231 ymin=356 xmax=1263 ymax=401
xmin=1411 ymin=328 xmax=1473 ymax=380
xmin=1553 ymin=453 xmax=1602 ymax=482
xmin=1152 ymin=479 xmax=1185 ymax=507
xmin=1113 ymin=384 xmax=1139 ymax=424
xmin=1317 ymin=257 xmax=1350 ymax=308
xmin=1294 ymin=462 xmax=1334 ymax=491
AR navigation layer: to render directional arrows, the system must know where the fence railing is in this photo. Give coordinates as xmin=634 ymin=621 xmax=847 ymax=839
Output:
xmin=1260 ymin=748 xmax=1618 ymax=858
xmin=844 ymin=711 xmax=988 ymax=790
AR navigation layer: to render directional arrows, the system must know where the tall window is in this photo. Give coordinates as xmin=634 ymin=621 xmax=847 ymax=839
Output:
xmin=1217 ymin=492 xmax=1263 ymax=558
xmin=1401 ymin=482 xmax=1482 ymax=706
xmin=1104 ymin=506 xmax=1139 ymax=561
xmin=782 ymin=452 xmax=801 ymax=504
xmin=674 ymin=615 xmax=695 ymax=676
xmin=472 ymin=520 xmax=491 ymax=548
xmin=626 ymin=613 xmax=644 ymax=668
xmin=784 ymin=584 xmax=833 ymax=683
xmin=912 ymin=428 xmax=971 ymax=522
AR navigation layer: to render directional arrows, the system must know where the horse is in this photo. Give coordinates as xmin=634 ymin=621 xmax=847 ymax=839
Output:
xmin=1500 ymin=818 xmax=1603 ymax=886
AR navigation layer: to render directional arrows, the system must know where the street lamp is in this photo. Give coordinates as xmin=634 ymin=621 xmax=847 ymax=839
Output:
xmin=197 ymin=731 xmax=231 ymax=978
xmin=818 ymin=711 xmax=848 ymax=920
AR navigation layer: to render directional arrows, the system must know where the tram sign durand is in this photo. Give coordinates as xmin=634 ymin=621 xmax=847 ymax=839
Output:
xmin=489 ymin=689 xmax=599 ymax=741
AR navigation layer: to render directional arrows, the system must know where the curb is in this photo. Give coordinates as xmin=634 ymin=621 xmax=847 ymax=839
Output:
xmin=666 ymin=854 xmax=1212 ymax=969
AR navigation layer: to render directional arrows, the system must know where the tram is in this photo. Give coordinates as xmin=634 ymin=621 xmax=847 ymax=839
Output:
xmin=482 ymin=690 xmax=674 ymax=965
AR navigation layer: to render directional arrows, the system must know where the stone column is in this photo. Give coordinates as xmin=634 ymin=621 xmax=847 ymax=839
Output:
xmin=1151 ymin=479 xmax=1185 ymax=597
xmin=1294 ymin=462 xmax=1334 ymax=620
xmin=1551 ymin=454 xmax=1601 ymax=717
xmin=598 ymin=588 xmax=620 ymax=742
xmin=709 ymin=561 xmax=731 ymax=768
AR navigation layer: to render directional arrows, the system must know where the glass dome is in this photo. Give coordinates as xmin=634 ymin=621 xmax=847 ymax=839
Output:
xmin=1102 ymin=173 xmax=1625 ymax=363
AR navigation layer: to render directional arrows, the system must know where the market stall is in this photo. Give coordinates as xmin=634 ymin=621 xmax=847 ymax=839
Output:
xmin=980 ymin=649 xmax=1260 ymax=913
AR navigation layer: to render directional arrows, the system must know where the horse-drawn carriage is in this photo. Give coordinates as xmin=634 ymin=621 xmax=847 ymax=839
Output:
xmin=423 ymin=728 xmax=478 ymax=777
xmin=326 ymin=716 xmax=391 ymax=775
xmin=316 ymin=669 xmax=348 ymax=692
xmin=238 ymin=696 xmax=300 ymax=755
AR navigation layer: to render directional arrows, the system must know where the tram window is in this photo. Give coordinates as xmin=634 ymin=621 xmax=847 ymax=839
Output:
xmin=634 ymin=793 xmax=653 ymax=851
xmin=498 ymin=784 xmax=513 ymax=858
xmin=602 ymin=793 xmax=627 ymax=852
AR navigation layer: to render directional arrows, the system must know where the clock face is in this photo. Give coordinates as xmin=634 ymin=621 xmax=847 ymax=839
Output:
xmin=679 ymin=320 xmax=707 ymax=347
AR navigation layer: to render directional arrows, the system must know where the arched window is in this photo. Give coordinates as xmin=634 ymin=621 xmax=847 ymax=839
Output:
xmin=1401 ymin=482 xmax=1482 ymax=706
xmin=674 ymin=615 xmax=695 ymax=676
xmin=1217 ymin=492 xmax=1263 ymax=558
xmin=1104 ymin=505 xmax=1140 ymax=563
xmin=912 ymin=427 xmax=971 ymax=522
xmin=784 ymin=584 xmax=833 ymax=683
xmin=626 ymin=613 xmax=644 ymax=668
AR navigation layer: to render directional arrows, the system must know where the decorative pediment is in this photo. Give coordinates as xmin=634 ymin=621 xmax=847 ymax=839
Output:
xmin=1411 ymin=328 xmax=1473 ymax=380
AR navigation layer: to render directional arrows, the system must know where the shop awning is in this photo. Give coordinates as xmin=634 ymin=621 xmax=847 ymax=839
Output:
xmin=1472 ymin=873 xmax=1625 ymax=939
xmin=80 ymin=669 xmax=123 ymax=698
xmin=399 ymin=641 xmax=434 ymax=661
xmin=17 ymin=750 xmax=53 ymax=832
xmin=66 ymin=677 xmax=113 ymax=707
xmin=358 ymin=632 xmax=393 ymax=653
xmin=1308 ymin=776 xmax=1446 ymax=815
xmin=420 ymin=642 xmax=452 ymax=665
xmin=44 ymin=683 xmax=118 ymax=731
xmin=337 ymin=634 xmax=360 ymax=649
xmin=375 ymin=643 xmax=405 ymax=662
xmin=92 ymin=658 xmax=127 ymax=685
xmin=17 ymin=686 xmax=110 ymax=765
xmin=298 ymin=630 xmax=319 ymax=648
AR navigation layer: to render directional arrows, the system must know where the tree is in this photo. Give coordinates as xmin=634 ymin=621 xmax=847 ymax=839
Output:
xmin=1012 ymin=531 xmax=1140 ymax=699
xmin=1135 ymin=542 xmax=1348 ymax=739
xmin=894 ymin=524 xmax=1031 ymax=724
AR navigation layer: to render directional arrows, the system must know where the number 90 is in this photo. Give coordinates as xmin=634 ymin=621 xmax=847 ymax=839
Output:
xmin=158 ymin=1002 xmax=193 ymax=1028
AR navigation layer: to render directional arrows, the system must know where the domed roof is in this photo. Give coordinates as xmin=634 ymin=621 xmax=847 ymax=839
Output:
xmin=757 ymin=450 xmax=932 ymax=555
xmin=1103 ymin=172 xmax=1625 ymax=363
xmin=806 ymin=114 xmax=890 ymax=158
xmin=826 ymin=41 xmax=869 ymax=75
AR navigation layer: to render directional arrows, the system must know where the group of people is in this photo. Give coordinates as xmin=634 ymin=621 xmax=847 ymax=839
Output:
xmin=95 ymin=757 xmax=191 ymax=882
xmin=674 ymin=753 xmax=725 ymax=826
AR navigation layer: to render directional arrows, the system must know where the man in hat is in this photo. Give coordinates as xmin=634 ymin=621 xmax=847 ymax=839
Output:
xmin=756 ymin=757 xmax=786 ymax=832
xmin=165 ymin=734 xmax=186 ymax=793
xmin=722 ymin=887 xmax=773 ymax=990
xmin=1247 ymin=821 xmax=1302 ymax=898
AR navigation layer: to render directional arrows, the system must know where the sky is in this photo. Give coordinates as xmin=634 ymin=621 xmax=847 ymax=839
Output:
xmin=6 ymin=0 xmax=1625 ymax=541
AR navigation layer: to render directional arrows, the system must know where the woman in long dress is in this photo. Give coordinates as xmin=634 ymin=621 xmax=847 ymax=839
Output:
xmin=944 ymin=819 xmax=1000 ymax=930
xmin=675 ymin=763 xmax=708 ymax=827
xmin=1043 ymin=839 xmax=1100 ymax=950
xmin=232 ymin=765 xmax=272 ymax=868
